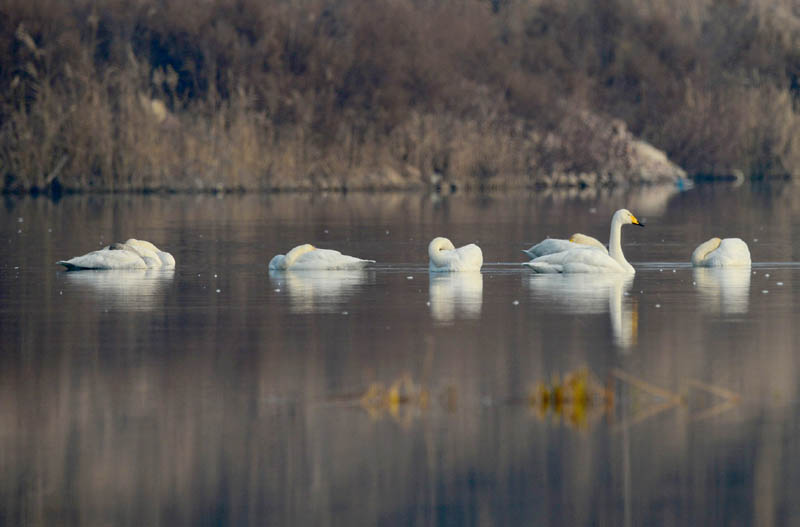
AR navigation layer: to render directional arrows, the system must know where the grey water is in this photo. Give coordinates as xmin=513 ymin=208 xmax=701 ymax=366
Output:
xmin=3 ymin=183 xmax=800 ymax=525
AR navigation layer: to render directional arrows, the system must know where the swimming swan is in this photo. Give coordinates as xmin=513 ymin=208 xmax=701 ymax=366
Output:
xmin=523 ymin=233 xmax=607 ymax=259
xmin=57 ymin=239 xmax=176 ymax=270
xmin=523 ymin=209 xmax=644 ymax=274
xmin=268 ymin=244 xmax=375 ymax=270
xmin=428 ymin=237 xmax=483 ymax=272
xmin=691 ymin=237 xmax=751 ymax=267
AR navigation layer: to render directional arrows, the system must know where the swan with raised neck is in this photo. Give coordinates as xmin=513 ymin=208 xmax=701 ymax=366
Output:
xmin=607 ymin=208 xmax=643 ymax=273
xmin=523 ymin=209 xmax=644 ymax=273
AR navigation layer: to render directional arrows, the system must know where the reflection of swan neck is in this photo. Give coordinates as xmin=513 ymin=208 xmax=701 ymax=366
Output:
xmin=609 ymin=212 xmax=633 ymax=273
xmin=428 ymin=237 xmax=456 ymax=267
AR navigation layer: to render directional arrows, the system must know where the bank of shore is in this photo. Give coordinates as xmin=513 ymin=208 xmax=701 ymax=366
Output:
xmin=2 ymin=0 xmax=798 ymax=194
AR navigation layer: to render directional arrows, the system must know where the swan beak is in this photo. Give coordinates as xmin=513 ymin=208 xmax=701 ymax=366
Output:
xmin=631 ymin=215 xmax=645 ymax=227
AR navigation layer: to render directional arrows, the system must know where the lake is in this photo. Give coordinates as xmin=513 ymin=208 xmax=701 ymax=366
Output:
xmin=3 ymin=183 xmax=800 ymax=525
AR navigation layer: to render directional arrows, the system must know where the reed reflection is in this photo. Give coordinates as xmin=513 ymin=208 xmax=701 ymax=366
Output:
xmin=428 ymin=272 xmax=483 ymax=323
xmin=268 ymin=269 xmax=371 ymax=313
xmin=693 ymin=267 xmax=751 ymax=315
xmin=525 ymin=274 xmax=637 ymax=350
xmin=62 ymin=269 xmax=174 ymax=311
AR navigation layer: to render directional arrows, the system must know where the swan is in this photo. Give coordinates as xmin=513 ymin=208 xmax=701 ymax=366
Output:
xmin=523 ymin=209 xmax=644 ymax=274
xmin=428 ymin=237 xmax=483 ymax=272
xmin=691 ymin=237 xmax=751 ymax=267
xmin=57 ymin=239 xmax=175 ymax=270
xmin=523 ymin=233 xmax=607 ymax=259
xmin=268 ymin=244 xmax=374 ymax=270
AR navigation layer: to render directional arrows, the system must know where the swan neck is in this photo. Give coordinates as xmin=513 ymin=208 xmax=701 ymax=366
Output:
xmin=608 ymin=216 xmax=628 ymax=267
xmin=429 ymin=239 xmax=453 ymax=267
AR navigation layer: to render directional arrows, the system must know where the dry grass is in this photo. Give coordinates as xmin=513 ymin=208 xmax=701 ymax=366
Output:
xmin=1 ymin=0 xmax=799 ymax=192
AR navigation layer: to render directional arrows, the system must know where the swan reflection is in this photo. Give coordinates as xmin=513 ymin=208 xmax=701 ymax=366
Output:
xmin=269 ymin=270 xmax=371 ymax=314
xmin=63 ymin=269 xmax=174 ymax=311
xmin=693 ymin=267 xmax=751 ymax=315
xmin=428 ymin=272 xmax=483 ymax=323
xmin=525 ymin=274 xmax=637 ymax=350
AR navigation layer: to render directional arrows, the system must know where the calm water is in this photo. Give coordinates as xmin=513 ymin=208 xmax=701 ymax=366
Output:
xmin=3 ymin=184 xmax=800 ymax=525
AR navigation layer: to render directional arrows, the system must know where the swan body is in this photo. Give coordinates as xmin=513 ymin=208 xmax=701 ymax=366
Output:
xmin=268 ymin=244 xmax=374 ymax=270
xmin=523 ymin=233 xmax=607 ymax=259
xmin=57 ymin=239 xmax=175 ymax=270
xmin=691 ymin=237 xmax=751 ymax=267
xmin=428 ymin=237 xmax=483 ymax=272
xmin=523 ymin=209 xmax=644 ymax=274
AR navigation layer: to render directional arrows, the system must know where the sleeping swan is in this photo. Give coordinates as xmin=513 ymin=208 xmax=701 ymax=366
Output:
xmin=691 ymin=237 xmax=751 ymax=267
xmin=428 ymin=237 xmax=483 ymax=272
xmin=57 ymin=239 xmax=175 ymax=270
xmin=523 ymin=209 xmax=644 ymax=274
xmin=523 ymin=233 xmax=607 ymax=259
xmin=268 ymin=244 xmax=374 ymax=270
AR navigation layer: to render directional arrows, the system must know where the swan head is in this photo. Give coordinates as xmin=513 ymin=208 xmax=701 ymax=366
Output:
xmin=428 ymin=237 xmax=456 ymax=260
xmin=614 ymin=209 xmax=645 ymax=227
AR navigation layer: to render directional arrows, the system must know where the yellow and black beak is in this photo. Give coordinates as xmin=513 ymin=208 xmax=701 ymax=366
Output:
xmin=631 ymin=215 xmax=645 ymax=227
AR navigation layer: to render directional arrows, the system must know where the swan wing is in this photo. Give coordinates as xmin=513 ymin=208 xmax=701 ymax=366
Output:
xmin=454 ymin=244 xmax=483 ymax=271
xmin=57 ymin=249 xmax=148 ymax=270
xmin=430 ymin=244 xmax=483 ymax=272
xmin=523 ymin=238 xmax=573 ymax=258
xmin=700 ymin=238 xmax=751 ymax=267
xmin=292 ymin=248 xmax=375 ymax=270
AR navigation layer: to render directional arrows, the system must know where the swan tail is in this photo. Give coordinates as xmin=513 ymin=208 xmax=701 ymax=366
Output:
xmin=57 ymin=260 xmax=82 ymax=270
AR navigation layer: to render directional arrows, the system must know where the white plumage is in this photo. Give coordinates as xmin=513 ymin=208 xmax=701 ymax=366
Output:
xmin=268 ymin=244 xmax=374 ymax=270
xmin=523 ymin=209 xmax=644 ymax=274
xmin=691 ymin=237 xmax=751 ymax=267
xmin=428 ymin=237 xmax=483 ymax=272
xmin=57 ymin=239 xmax=175 ymax=270
xmin=523 ymin=233 xmax=607 ymax=259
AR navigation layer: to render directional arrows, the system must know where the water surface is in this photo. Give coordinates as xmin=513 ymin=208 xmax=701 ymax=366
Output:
xmin=3 ymin=184 xmax=800 ymax=525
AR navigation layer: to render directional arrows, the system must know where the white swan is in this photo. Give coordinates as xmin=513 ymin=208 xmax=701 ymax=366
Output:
xmin=428 ymin=237 xmax=483 ymax=272
xmin=57 ymin=239 xmax=176 ymax=270
xmin=691 ymin=237 xmax=751 ymax=267
xmin=523 ymin=209 xmax=644 ymax=274
xmin=523 ymin=233 xmax=607 ymax=259
xmin=268 ymin=244 xmax=374 ymax=270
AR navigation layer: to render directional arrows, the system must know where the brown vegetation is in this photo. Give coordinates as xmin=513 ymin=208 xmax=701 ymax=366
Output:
xmin=1 ymin=0 xmax=799 ymax=193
